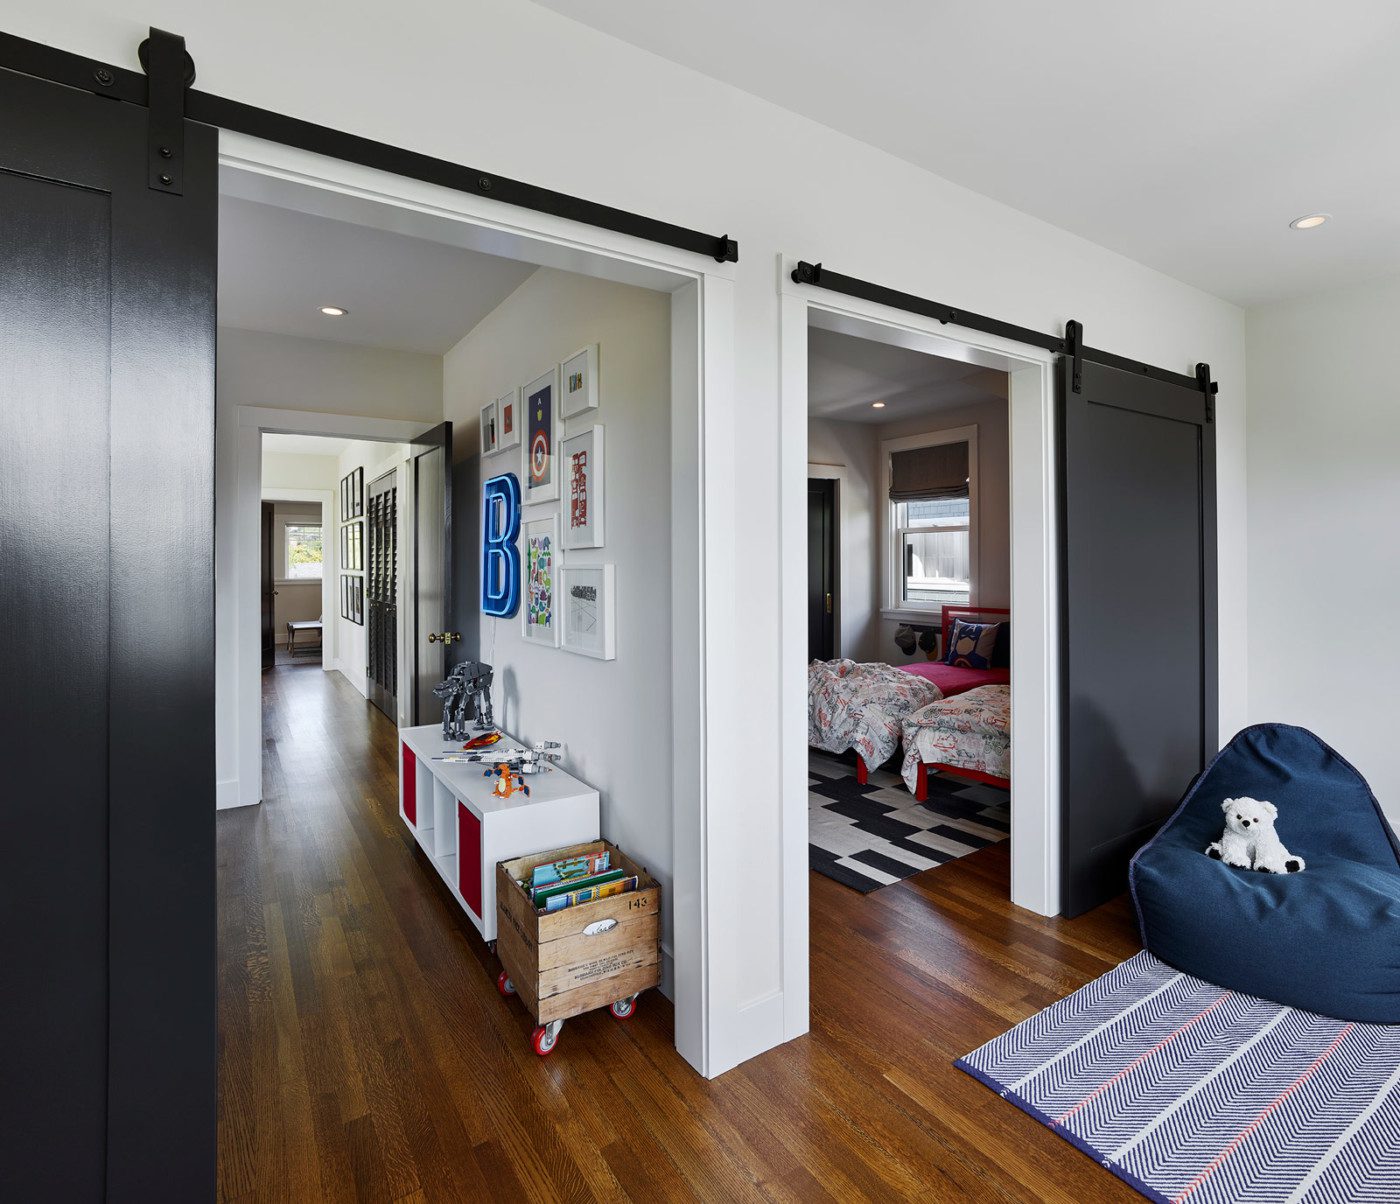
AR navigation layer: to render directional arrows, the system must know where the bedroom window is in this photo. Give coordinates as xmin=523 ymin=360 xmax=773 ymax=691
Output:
xmin=285 ymin=522 xmax=324 ymax=580
xmin=882 ymin=426 xmax=977 ymax=617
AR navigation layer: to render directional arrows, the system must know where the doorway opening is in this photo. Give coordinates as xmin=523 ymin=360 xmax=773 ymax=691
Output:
xmin=257 ymin=431 xmax=414 ymax=713
xmin=776 ymin=281 xmax=1060 ymax=1040
xmin=260 ymin=490 xmax=326 ymax=671
xmin=805 ymin=324 xmax=1014 ymax=894
xmin=213 ymin=140 xmax=731 ymax=1077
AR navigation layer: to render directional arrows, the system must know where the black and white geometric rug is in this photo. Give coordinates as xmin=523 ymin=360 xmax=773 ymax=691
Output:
xmin=809 ymin=751 xmax=1010 ymax=893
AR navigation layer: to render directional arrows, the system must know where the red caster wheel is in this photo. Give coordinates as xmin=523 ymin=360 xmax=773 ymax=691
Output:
xmin=531 ymin=1022 xmax=561 ymax=1057
xmin=496 ymin=970 xmax=515 ymax=996
xmin=610 ymin=996 xmax=638 ymax=1020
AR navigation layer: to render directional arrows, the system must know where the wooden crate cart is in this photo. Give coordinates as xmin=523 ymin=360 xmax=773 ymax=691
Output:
xmin=495 ymin=840 xmax=660 ymax=1056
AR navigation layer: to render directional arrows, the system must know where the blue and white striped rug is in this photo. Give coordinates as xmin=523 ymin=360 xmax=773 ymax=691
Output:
xmin=958 ymin=951 xmax=1400 ymax=1203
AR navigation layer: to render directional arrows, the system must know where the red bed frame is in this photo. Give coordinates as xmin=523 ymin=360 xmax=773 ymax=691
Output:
xmin=854 ymin=604 xmax=1012 ymax=794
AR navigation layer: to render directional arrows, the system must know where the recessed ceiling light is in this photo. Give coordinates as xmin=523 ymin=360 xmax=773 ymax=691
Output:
xmin=1289 ymin=214 xmax=1330 ymax=230
xmin=871 ymin=401 xmax=886 ymax=409
xmin=320 ymin=305 xmax=349 ymax=317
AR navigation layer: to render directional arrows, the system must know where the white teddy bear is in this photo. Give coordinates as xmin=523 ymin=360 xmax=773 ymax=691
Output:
xmin=1206 ymin=797 xmax=1305 ymax=874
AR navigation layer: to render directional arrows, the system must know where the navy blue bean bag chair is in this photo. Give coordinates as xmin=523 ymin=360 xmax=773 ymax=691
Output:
xmin=1130 ymin=723 xmax=1400 ymax=1023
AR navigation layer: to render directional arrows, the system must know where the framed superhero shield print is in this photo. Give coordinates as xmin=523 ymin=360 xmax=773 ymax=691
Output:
xmin=521 ymin=367 xmax=559 ymax=504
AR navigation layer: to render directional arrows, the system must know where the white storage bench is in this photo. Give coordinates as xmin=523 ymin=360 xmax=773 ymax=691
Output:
xmin=397 ymin=724 xmax=600 ymax=941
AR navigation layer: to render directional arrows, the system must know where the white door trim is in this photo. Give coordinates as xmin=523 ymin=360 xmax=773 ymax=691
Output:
xmin=216 ymin=136 xmax=736 ymax=1078
xmin=778 ymin=253 xmax=1060 ymax=1042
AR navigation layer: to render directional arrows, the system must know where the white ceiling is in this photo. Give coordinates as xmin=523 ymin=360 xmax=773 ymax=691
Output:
xmin=262 ymin=433 xmax=352 ymax=457
xmin=537 ymin=0 xmax=1400 ymax=307
xmin=809 ymin=327 xmax=1006 ymax=423
xmin=219 ymin=197 xmax=537 ymax=354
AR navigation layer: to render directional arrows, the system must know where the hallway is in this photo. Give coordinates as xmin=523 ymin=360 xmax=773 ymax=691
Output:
xmin=217 ymin=666 xmax=1140 ymax=1202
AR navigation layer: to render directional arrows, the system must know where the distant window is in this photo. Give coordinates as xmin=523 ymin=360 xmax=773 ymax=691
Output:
xmin=285 ymin=523 xmax=323 ymax=580
xmin=896 ymin=496 xmax=971 ymax=607
xmin=883 ymin=428 xmax=976 ymax=614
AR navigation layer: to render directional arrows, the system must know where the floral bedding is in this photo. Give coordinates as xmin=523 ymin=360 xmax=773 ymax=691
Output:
xmin=900 ymin=684 xmax=1011 ymax=792
xmin=808 ymin=659 xmax=942 ymax=771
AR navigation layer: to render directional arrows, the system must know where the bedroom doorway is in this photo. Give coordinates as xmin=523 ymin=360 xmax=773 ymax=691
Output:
xmin=777 ymin=275 xmax=1061 ymax=1041
xmin=804 ymin=325 xmax=1013 ymax=895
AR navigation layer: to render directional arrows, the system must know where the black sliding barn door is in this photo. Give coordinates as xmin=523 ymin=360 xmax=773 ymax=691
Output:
xmin=1058 ymin=358 xmax=1216 ymax=917
xmin=0 ymin=66 xmax=216 ymax=1200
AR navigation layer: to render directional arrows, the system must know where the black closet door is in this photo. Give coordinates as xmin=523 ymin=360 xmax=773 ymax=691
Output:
xmin=411 ymin=421 xmax=454 ymax=721
xmin=808 ymin=479 xmax=836 ymax=661
xmin=0 ymin=66 xmax=217 ymax=1199
xmin=1058 ymin=357 xmax=1216 ymax=917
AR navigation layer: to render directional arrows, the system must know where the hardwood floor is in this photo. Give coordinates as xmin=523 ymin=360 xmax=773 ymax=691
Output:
xmin=219 ymin=666 xmax=1143 ymax=1202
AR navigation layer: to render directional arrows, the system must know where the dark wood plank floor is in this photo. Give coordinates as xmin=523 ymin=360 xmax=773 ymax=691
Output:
xmin=219 ymin=665 xmax=1142 ymax=1202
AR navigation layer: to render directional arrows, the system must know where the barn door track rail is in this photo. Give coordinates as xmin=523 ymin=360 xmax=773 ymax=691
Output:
xmin=0 ymin=27 xmax=740 ymax=263
xmin=791 ymin=261 xmax=1216 ymax=410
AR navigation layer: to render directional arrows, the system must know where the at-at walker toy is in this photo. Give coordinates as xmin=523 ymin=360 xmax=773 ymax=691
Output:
xmin=433 ymin=660 xmax=495 ymax=741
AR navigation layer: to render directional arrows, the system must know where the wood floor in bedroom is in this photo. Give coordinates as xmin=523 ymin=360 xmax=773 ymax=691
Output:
xmin=217 ymin=663 xmax=1142 ymax=1202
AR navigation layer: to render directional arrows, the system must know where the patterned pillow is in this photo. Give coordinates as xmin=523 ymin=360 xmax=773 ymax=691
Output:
xmin=944 ymin=619 xmax=1000 ymax=669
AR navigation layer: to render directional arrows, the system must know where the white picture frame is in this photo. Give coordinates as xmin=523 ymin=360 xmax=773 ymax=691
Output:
xmin=561 ymin=424 xmax=604 ymax=549
xmin=521 ymin=367 xmax=559 ymax=504
xmin=479 ymin=399 xmax=498 ymax=456
xmin=495 ymin=387 xmax=521 ymax=451
xmin=522 ymin=514 xmax=560 ymax=646
xmin=560 ymin=344 xmax=599 ymax=420
xmin=561 ymin=564 xmax=616 ymax=660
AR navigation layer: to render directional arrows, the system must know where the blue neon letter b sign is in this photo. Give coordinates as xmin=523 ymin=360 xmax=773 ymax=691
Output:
xmin=481 ymin=473 xmax=521 ymax=617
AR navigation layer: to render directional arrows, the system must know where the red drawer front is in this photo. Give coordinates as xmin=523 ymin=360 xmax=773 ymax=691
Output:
xmin=401 ymin=743 xmax=416 ymax=825
xmin=458 ymin=802 xmax=482 ymax=917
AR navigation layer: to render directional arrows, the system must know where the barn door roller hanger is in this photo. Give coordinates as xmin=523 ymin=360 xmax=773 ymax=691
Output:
xmin=0 ymin=26 xmax=740 ymax=263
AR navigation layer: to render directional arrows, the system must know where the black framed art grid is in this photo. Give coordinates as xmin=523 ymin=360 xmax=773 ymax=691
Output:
xmin=341 ymin=520 xmax=363 ymax=571
xmin=340 ymin=573 xmax=364 ymax=625
xmin=340 ymin=466 xmax=364 ymax=519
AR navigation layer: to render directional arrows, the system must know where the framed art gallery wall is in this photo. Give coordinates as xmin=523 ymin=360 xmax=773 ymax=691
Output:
xmin=334 ymin=439 xmax=413 ymax=702
xmin=442 ymin=266 xmax=674 ymax=986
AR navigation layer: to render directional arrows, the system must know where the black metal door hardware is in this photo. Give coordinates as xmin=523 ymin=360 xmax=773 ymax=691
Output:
xmin=0 ymin=27 xmax=740 ymax=263
xmin=791 ymin=260 xmax=1218 ymax=398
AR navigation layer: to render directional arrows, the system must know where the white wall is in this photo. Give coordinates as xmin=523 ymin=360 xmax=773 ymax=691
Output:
xmin=24 ymin=2 xmax=1249 ymax=1067
xmin=1247 ymin=275 xmax=1400 ymax=822
xmin=442 ymin=267 xmax=676 ymax=986
xmin=217 ymin=327 xmax=441 ymax=807
xmin=219 ymin=327 xmax=442 ymax=421
xmin=808 ymin=397 xmax=1010 ymax=665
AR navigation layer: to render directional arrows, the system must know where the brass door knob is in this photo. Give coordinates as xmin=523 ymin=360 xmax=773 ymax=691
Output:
xmin=428 ymin=631 xmax=461 ymax=645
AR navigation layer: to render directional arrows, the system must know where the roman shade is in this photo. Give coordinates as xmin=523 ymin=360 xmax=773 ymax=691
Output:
xmin=889 ymin=441 xmax=969 ymax=502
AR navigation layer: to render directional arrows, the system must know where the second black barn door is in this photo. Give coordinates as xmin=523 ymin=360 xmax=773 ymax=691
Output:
xmin=1059 ymin=357 xmax=1216 ymax=917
